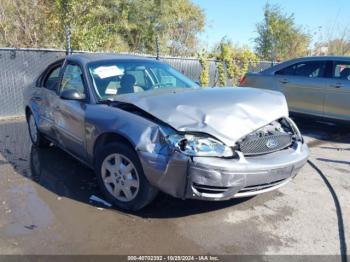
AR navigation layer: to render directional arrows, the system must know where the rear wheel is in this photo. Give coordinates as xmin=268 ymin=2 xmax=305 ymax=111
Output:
xmin=95 ymin=143 xmax=158 ymax=211
xmin=27 ymin=111 xmax=50 ymax=148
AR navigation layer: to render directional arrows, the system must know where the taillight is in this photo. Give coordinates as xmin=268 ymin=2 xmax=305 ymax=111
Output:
xmin=239 ymin=75 xmax=247 ymax=86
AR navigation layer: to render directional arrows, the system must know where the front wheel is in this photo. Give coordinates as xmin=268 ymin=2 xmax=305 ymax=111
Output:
xmin=95 ymin=143 xmax=158 ymax=211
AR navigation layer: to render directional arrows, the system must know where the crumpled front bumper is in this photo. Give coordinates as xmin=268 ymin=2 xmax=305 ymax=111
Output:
xmin=138 ymin=141 xmax=309 ymax=201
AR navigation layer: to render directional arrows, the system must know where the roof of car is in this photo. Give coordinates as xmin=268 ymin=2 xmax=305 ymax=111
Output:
xmin=66 ymin=53 xmax=158 ymax=64
xmin=262 ymin=55 xmax=350 ymax=74
xmin=286 ymin=55 xmax=350 ymax=62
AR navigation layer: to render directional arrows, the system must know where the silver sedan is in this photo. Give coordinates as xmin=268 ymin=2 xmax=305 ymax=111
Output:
xmin=24 ymin=54 xmax=309 ymax=210
xmin=240 ymin=56 xmax=350 ymax=122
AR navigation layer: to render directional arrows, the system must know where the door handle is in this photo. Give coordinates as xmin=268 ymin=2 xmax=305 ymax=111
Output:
xmin=331 ymin=83 xmax=343 ymax=88
xmin=279 ymin=79 xmax=288 ymax=84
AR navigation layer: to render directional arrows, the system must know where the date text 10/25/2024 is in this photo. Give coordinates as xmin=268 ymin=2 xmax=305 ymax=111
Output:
xmin=127 ymin=256 xmax=220 ymax=261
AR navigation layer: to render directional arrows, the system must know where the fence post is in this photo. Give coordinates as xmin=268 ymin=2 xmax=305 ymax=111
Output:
xmin=156 ymin=35 xmax=160 ymax=60
xmin=65 ymin=24 xmax=72 ymax=55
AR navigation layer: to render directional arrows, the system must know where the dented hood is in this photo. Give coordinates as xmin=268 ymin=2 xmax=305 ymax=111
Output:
xmin=115 ymin=87 xmax=288 ymax=146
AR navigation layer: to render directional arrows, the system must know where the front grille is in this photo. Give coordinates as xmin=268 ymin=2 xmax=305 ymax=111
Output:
xmin=240 ymin=133 xmax=293 ymax=156
xmin=238 ymin=178 xmax=287 ymax=193
xmin=238 ymin=118 xmax=295 ymax=156
xmin=192 ymin=183 xmax=230 ymax=194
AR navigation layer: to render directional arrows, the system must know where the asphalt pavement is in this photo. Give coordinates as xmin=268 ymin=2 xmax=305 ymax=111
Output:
xmin=0 ymin=117 xmax=349 ymax=256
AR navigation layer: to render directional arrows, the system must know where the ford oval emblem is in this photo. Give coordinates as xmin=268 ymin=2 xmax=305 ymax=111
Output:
xmin=266 ymin=139 xmax=279 ymax=149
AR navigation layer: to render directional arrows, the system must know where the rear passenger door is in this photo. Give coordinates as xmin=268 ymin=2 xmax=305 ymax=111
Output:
xmin=324 ymin=61 xmax=350 ymax=121
xmin=275 ymin=61 xmax=328 ymax=116
xmin=38 ymin=63 xmax=63 ymax=140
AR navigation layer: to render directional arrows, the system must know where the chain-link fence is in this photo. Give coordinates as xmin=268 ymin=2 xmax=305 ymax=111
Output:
xmin=0 ymin=49 xmax=66 ymax=118
xmin=0 ymin=48 xmax=273 ymax=118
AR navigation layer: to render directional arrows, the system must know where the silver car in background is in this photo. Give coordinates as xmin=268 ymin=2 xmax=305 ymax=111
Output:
xmin=24 ymin=54 xmax=309 ymax=210
xmin=240 ymin=56 xmax=350 ymax=122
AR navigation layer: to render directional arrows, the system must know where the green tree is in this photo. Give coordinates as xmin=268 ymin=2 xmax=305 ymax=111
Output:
xmin=52 ymin=0 xmax=134 ymax=51
xmin=163 ymin=0 xmax=205 ymax=56
xmin=0 ymin=0 xmax=205 ymax=56
xmin=0 ymin=0 xmax=56 ymax=48
xmin=254 ymin=3 xmax=311 ymax=60
xmin=198 ymin=50 xmax=209 ymax=87
xmin=218 ymin=39 xmax=235 ymax=79
xmin=234 ymin=47 xmax=258 ymax=82
xmin=216 ymin=61 xmax=226 ymax=87
xmin=211 ymin=38 xmax=258 ymax=85
xmin=115 ymin=0 xmax=204 ymax=56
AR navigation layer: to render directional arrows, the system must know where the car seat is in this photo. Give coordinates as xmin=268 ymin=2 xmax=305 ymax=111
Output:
xmin=118 ymin=74 xmax=136 ymax=95
xmin=340 ymin=68 xmax=350 ymax=80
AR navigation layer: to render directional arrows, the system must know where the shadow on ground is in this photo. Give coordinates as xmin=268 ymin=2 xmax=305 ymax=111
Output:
xmin=0 ymin=120 xmax=254 ymax=218
xmin=291 ymin=115 xmax=350 ymax=145
xmin=30 ymin=144 xmax=254 ymax=218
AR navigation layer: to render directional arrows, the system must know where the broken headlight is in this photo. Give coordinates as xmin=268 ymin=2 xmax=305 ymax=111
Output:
xmin=285 ymin=118 xmax=304 ymax=142
xmin=167 ymin=134 xmax=234 ymax=157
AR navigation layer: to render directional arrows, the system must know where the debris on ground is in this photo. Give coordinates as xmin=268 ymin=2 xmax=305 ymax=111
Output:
xmin=89 ymin=195 xmax=112 ymax=207
xmin=24 ymin=225 xmax=37 ymax=230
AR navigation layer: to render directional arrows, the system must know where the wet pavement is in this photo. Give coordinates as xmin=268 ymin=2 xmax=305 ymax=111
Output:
xmin=0 ymin=117 xmax=349 ymax=255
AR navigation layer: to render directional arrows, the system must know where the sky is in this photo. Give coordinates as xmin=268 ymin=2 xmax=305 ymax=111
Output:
xmin=192 ymin=0 xmax=350 ymax=50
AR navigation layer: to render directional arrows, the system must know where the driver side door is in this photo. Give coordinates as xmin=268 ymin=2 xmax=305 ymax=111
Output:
xmin=54 ymin=62 xmax=88 ymax=160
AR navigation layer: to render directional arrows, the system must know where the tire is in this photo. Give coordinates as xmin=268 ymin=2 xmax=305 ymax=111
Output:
xmin=95 ymin=142 xmax=158 ymax=211
xmin=27 ymin=111 xmax=51 ymax=148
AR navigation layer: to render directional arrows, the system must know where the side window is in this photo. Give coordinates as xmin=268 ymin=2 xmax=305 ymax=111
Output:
xmin=276 ymin=64 xmax=296 ymax=76
xmin=43 ymin=66 xmax=61 ymax=91
xmin=276 ymin=61 xmax=326 ymax=78
xmin=333 ymin=61 xmax=350 ymax=80
xmin=60 ymin=64 xmax=85 ymax=94
xmin=294 ymin=62 xmax=326 ymax=78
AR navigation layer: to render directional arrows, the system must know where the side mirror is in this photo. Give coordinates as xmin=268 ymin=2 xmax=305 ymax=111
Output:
xmin=60 ymin=89 xmax=86 ymax=101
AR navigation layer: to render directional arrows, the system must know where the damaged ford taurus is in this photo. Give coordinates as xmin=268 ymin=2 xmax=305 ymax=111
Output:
xmin=24 ymin=54 xmax=309 ymax=210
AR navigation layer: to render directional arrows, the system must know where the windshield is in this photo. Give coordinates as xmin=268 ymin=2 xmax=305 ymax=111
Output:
xmin=88 ymin=60 xmax=198 ymax=100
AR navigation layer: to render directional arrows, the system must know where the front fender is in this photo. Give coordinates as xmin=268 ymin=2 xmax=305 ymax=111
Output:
xmin=85 ymin=104 xmax=172 ymax=164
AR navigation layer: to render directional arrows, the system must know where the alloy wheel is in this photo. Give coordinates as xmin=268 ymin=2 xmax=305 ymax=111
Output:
xmin=101 ymin=153 xmax=140 ymax=202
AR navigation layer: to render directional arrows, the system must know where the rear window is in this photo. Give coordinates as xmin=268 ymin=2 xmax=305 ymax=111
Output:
xmin=43 ymin=66 xmax=61 ymax=91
